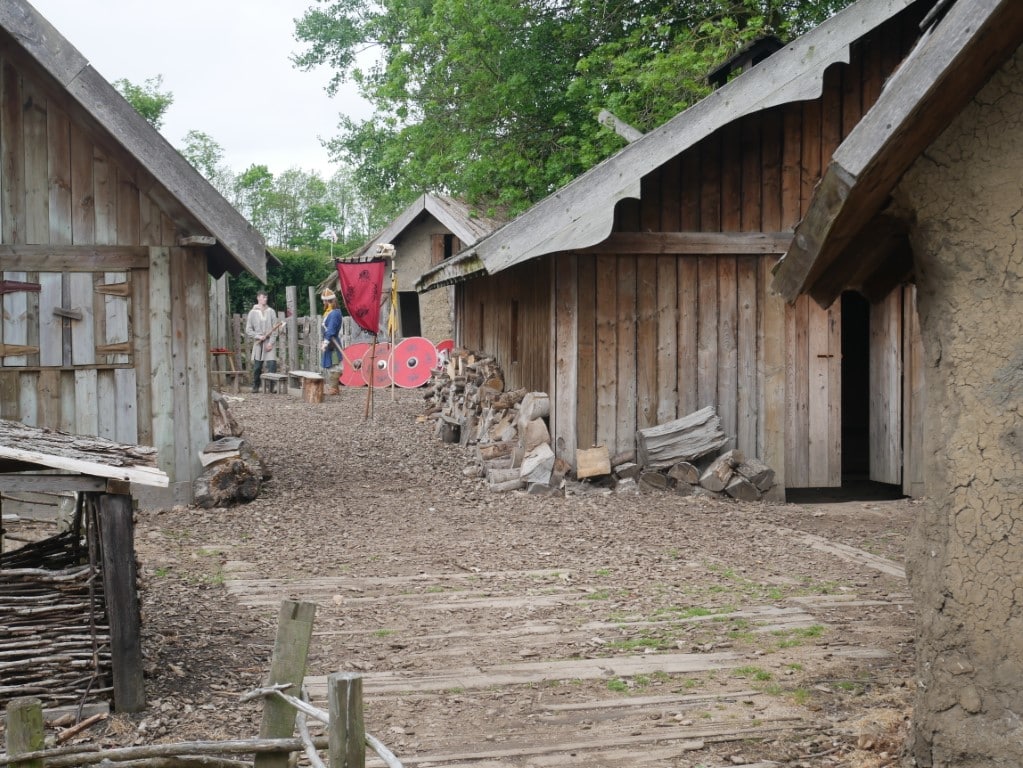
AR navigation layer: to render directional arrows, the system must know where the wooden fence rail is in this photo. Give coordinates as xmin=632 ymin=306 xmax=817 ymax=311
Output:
xmin=1 ymin=600 xmax=403 ymax=768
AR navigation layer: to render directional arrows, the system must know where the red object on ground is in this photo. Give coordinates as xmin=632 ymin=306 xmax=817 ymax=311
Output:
xmin=339 ymin=342 xmax=370 ymax=387
xmin=390 ymin=337 xmax=438 ymax=388
xmin=361 ymin=343 xmax=393 ymax=388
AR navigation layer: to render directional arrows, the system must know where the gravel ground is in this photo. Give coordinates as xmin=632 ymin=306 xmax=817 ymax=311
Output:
xmin=5 ymin=385 xmax=921 ymax=767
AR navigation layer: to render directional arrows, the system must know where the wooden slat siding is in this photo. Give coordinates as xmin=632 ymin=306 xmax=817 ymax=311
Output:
xmin=635 ymin=254 xmax=658 ymax=430
xmin=737 ymin=257 xmax=758 ymax=458
xmin=657 ymin=156 xmax=680 ymax=426
xmin=74 ymin=368 xmax=98 ymax=435
xmin=38 ymin=271 xmax=61 ymax=365
xmin=183 ymin=250 xmax=210 ymax=485
xmin=2 ymin=270 xmax=29 ymax=367
xmin=616 ymin=254 xmax=638 ymax=460
xmin=0 ymin=370 xmax=15 ymax=417
xmin=576 ymin=254 xmax=597 ymax=450
xmin=59 ymin=368 xmax=74 ymax=432
xmin=68 ymin=271 xmax=94 ymax=365
xmin=594 ymin=254 xmax=617 ymax=453
xmin=23 ymin=82 xmax=48 ymax=244
xmin=94 ymin=149 xmax=116 ymax=245
xmin=757 ymin=110 xmax=783 ymax=479
xmin=38 ymin=366 xmax=59 ymax=427
xmin=861 ymin=30 xmax=883 ymax=112
xmin=869 ymin=288 xmax=901 ymax=485
xmin=717 ymin=257 xmax=738 ymax=450
xmin=117 ymin=167 xmax=141 ymax=245
xmin=139 ymin=192 xmax=161 ymax=246
xmin=784 ymin=297 xmax=807 ymax=486
xmin=678 ymin=151 xmax=700 ymax=417
xmin=697 ymin=258 xmax=718 ymax=411
xmin=842 ymin=37 xmax=864 ymax=139
xmin=800 ymin=98 xmax=822 ymax=220
xmin=18 ymin=370 xmax=37 ymax=425
xmin=149 ymin=246 xmax=174 ymax=484
xmin=903 ymin=285 xmax=925 ymax=497
xmin=96 ymin=369 xmax=116 ymax=440
xmin=740 ymin=115 xmax=765 ymax=462
xmin=2 ymin=60 xmax=25 ymax=243
xmin=104 ymin=273 xmax=130 ymax=364
xmin=821 ymin=65 xmax=843 ymax=161
xmin=166 ymin=247 xmax=189 ymax=489
xmin=25 ymin=270 xmax=41 ymax=367
xmin=47 ymin=101 xmax=73 ymax=245
xmin=132 ymin=266 xmax=152 ymax=445
xmin=553 ymin=254 xmax=577 ymax=461
xmin=69 ymin=122 xmax=95 ymax=245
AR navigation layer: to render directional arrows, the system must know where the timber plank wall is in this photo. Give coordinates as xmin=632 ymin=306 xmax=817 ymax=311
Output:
xmin=0 ymin=48 xmax=210 ymax=505
xmin=458 ymin=5 xmax=926 ymax=492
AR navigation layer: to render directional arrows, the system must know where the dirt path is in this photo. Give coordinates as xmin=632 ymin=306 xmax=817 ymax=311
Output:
xmin=125 ymin=388 xmax=917 ymax=767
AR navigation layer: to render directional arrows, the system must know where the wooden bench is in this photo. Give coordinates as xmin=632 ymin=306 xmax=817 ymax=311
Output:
xmin=287 ymin=370 xmax=325 ymax=403
xmin=259 ymin=372 xmax=288 ymax=394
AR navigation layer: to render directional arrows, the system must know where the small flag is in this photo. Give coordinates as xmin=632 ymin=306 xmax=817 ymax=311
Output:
xmin=321 ymin=226 xmax=338 ymax=243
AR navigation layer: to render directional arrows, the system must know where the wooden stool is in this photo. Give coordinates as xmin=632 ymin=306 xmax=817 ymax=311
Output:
xmin=287 ymin=370 xmax=325 ymax=403
xmin=260 ymin=372 xmax=288 ymax=394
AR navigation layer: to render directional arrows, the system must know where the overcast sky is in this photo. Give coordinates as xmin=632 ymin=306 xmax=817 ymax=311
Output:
xmin=30 ymin=0 xmax=373 ymax=179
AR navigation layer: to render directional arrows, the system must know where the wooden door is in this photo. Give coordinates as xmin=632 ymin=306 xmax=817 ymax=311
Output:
xmin=785 ymin=295 xmax=841 ymax=487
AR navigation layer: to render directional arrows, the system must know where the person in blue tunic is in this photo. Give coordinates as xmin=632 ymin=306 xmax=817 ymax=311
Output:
xmin=319 ymin=288 xmax=343 ymax=387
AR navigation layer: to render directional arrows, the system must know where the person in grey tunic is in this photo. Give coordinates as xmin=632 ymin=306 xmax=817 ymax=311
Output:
xmin=245 ymin=291 xmax=280 ymax=393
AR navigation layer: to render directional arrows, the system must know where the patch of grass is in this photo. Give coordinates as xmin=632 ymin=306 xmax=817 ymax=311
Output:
xmin=607 ymin=636 xmax=665 ymax=651
xmin=790 ymin=688 xmax=811 ymax=705
xmin=584 ymin=589 xmax=612 ymax=600
xmin=734 ymin=666 xmax=773 ymax=682
xmin=595 ymin=568 xmax=611 ymax=577
xmin=153 ymin=566 xmax=171 ymax=578
xmin=373 ymin=629 xmax=394 ymax=637
xmin=607 ymin=678 xmax=629 ymax=693
xmin=773 ymin=624 xmax=826 ymax=648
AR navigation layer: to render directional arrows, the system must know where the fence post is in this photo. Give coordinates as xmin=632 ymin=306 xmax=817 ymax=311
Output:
xmin=5 ymin=697 xmax=44 ymax=768
xmin=99 ymin=491 xmax=146 ymax=712
xmin=328 ymin=672 xmax=365 ymax=768
xmin=286 ymin=286 xmax=299 ymax=374
xmin=254 ymin=600 xmax=317 ymax=768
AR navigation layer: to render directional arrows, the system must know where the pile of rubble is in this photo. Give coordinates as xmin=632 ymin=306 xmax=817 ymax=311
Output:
xmin=422 ymin=349 xmax=778 ymax=500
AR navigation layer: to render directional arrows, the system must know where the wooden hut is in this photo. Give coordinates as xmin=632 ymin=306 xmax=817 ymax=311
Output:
xmin=418 ymin=0 xmax=940 ymax=498
xmin=0 ymin=1 xmax=270 ymax=506
xmin=773 ymin=0 xmax=1023 ymax=762
xmin=324 ymin=194 xmax=505 ymax=342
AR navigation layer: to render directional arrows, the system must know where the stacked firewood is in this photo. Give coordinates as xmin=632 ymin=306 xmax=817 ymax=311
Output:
xmin=422 ymin=350 xmax=565 ymax=494
xmin=423 ymin=351 xmax=777 ymax=500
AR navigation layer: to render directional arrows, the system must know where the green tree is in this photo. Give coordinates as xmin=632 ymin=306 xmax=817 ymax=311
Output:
xmin=178 ymin=129 xmax=236 ymax=198
xmin=294 ymin=0 xmax=853 ymax=216
xmin=114 ymin=75 xmax=174 ymax=130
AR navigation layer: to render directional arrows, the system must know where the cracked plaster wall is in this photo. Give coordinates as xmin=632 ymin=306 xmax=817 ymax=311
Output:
xmin=896 ymin=45 xmax=1023 ymax=767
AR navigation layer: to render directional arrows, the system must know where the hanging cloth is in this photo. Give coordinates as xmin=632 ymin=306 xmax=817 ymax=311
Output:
xmin=336 ymin=259 xmax=387 ymax=334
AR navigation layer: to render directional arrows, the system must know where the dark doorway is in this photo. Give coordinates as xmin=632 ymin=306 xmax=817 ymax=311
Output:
xmin=398 ymin=292 xmax=422 ymax=337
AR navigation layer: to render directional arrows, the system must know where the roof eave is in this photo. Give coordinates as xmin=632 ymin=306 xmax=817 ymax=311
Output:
xmin=416 ymin=251 xmax=487 ymax=292
xmin=773 ymin=0 xmax=1023 ymax=307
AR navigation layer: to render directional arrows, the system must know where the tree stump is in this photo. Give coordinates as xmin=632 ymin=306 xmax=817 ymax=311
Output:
xmin=302 ymin=375 xmax=324 ymax=404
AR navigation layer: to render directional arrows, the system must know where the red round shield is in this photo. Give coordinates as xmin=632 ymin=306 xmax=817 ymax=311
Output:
xmin=361 ymin=343 xmax=393 ymax=388
xmin=435 ymin=338 xmax=455 ymax=354
xmin=339 ymin=342 xmax=370 ymax=387
xmin=390 ymin=337 xmax=439 ymax=388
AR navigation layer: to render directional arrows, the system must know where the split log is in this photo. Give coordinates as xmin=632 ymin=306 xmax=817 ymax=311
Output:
xmin=636 ymin=407 xmax=729 ymax=469
xmin=520 ymin=443 xmax=555 ymax=485
xmin=519 ymin=418 xmax=550 ymax=453
xmin=735 ymin=458 xmax=776 ymax=491
xmin=518 ymin=392 xmax=550 ymax=423
xmin=614 ymin=462 xmax=642 ymax=481
xmin=477 ymin=441 xmax=516 ymax=462
xmin=667 ymin=461 xmax=700 ymax=486
xmin=576 ymin=446 xmax=611 ymax=479
xmin=725 ymin=475 xmax=761 ymax=501
xmin=639 ymin=471 xmax=670 ymax=491
xmin=302 ymin=376 xmax=324 ymax=404
xmin=699 ymin=450 xmax=743 ymax=493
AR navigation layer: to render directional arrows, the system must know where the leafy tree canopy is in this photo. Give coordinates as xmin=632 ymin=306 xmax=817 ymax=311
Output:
xmin=114 ymin=75 xmax=174 ymax=130
xmin=294 ymin=0 xmax=851 ymax=216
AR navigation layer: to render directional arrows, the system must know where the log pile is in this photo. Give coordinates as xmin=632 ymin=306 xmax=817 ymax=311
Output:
xmin=422 ymin=352 xmax=778 ymax=500
xmin=422 ymin=349 xmax=566 ymax=494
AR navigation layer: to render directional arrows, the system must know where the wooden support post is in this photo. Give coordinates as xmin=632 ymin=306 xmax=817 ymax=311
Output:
xmin=328 ymin=672 xmax=366 ymax=768
xmin=255 ymin=600 xmax=317 ymax=768
xmin=6 ymin=697 xmax=44 ymax=768
xmin=98 ymin=493 xmax=145 ymax=712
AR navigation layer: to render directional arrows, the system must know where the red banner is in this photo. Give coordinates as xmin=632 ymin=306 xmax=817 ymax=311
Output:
xmin=336 ymin=259 xmax=386 ymax=334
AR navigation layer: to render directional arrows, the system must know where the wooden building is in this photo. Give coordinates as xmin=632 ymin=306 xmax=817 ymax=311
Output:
xmin=0 ymin=2 xmax=270 ymax=506
xmin=418 ymin=0 xmax=939 ymax=497
xmin=326 ymin=194 xmax=504 ymax=342
xmin=773 ymin=0 xmax=1023 ymax=761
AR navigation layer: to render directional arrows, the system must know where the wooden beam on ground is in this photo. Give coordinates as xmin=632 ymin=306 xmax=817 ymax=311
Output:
xmin=0 ymin=474 xmax=106 ymax=492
